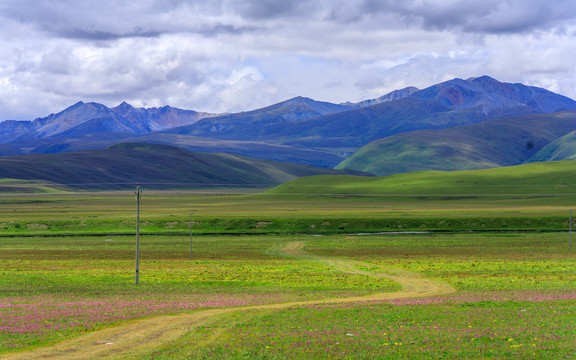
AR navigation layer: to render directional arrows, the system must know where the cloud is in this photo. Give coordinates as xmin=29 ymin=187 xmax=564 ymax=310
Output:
xmin=355 ymin=77 xmax=385 ymax=91
xmin=0 ymin=0 xmax=576 ymax=121
xmin=56 ymin=28 xmax=164 ymax=41
xmin=232 ymin=0 xmax=310 ymax=20
xmin=362 ymin=0 xmax=576 ymax=34
xmin=3 ymin=0 xmax=576 ymax=41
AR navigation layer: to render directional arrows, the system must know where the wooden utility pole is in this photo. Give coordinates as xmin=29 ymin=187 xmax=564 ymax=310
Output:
xmin=135 ymin=184 xmax=142 ymax=284
xmin=190 ymin=213 xmax=193 ymax=260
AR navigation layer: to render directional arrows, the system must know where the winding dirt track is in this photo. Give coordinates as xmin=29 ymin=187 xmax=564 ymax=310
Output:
xmin=2 ymin=241 xmax=455 ymax=360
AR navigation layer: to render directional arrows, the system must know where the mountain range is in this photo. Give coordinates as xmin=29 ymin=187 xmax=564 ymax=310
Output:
xmin=2 ymin=75 xmax=576 ymax=187
xmin=165 ymin=76 xmax=576 ymax=150
xmin=0 ymin=86 xmax=428 ymax=165
xmin=0 ymin=101 xmax=216 ymax=143
xmin=336 ymin=111 xmax=576 ymax=175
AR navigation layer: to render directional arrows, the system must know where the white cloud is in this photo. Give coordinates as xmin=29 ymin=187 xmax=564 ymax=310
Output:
xmin=0 ymin=0 xmax=576 ymax=120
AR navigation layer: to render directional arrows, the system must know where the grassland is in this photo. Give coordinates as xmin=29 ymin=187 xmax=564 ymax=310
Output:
xmin=3 ymin=161 xmax=576 ymax=236
xmin=1 ymin=168 xmax=576 ymax=358
xmin=0 ymin=179 xmax=72 ymax=194
xmin=1 ymin=232 xmax=575 ymax=359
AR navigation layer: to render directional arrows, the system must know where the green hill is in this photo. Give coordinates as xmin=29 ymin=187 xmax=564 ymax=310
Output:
xmin=270 ymin=159 xmax=576 ymax=197
xmin=0 ymin=179 xmax=73 ymax=193
xmin=529 ymin=130 xmax=576 ymax=162
xmin=0 ymin=143 xmax=367 ymax=190
xmin=336 ymin=111 xmax=576 ymax=176
xmin=26 ymin=133 xmax=345 ymax=168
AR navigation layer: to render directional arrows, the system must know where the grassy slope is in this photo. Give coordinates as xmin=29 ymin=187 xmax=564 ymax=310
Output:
xmin=0 ymin=144 xmax=24 ymax=156
xmin=26 ymin=133 xmax=345 ymax=168
xmin=0 ymin=179 xmax=72 ymax=193
xmin=529 ymin=129 xmax=576 ymax=162
xmin=0 ymin=142 xmax=364 ymax=190
xmin=336 ymin=111 xmax=576 ymax=176
xmin=273 ymin=159 xmax=576 ymax=196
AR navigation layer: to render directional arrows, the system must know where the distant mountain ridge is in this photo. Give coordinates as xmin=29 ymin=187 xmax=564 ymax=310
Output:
xmin=165 ymin=76 xmax=576 ymax=150
xmin=111 ymin=102 xmax=216 ymax=132
xmin=413 ymin=75 xmax=575 ymax=115
xmin=0 ymin=101 xmax=217 ymax=143
xmin=164 ymin=96 xmax=356 ymax=139
xmin=0 ymin=86 xmax=423 ymax=145
xmin=27 ymin=102 xmax=142 ymax=139
xmin=1 ymin=75 xmax=576 ymax=172
xmin=345 ymin=87 xmax=420 ymax=108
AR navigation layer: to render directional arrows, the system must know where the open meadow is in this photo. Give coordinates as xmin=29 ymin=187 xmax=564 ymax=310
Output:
xmin=1 ymin=183 xmax=576 ymax=359
xmin=1 ymin=179 xmax=576 ymax=235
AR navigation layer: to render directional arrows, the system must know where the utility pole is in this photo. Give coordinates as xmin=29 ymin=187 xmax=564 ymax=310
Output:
xmin=190 ymin=213 xmax=193 ymax=260
xmin=571 ymin=209 xmax=573 ymax=250
xmin=135 ymin=184 xmax=142 ymax=284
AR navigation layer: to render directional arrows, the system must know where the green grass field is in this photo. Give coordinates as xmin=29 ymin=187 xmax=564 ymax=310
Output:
xmin=1 ymin=180 xmax=576 ymax=235
xmin=4 ymin=160 xmax=576 ymax=235
xmin=1 ymin=231 xmax=575 ymax=358
xmin=1 ymin=167 xmax=576 ymax=358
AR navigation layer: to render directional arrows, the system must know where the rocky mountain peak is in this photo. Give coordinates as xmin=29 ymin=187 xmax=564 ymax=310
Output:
xmin=113 ymin=101 xmax=135 ymax=111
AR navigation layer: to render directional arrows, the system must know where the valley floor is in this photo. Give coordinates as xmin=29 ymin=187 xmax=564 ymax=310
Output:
xmin=2 ymin=241 xmax=454 ymax=359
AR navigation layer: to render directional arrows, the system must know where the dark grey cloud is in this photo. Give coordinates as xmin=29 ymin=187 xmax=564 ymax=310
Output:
xmin=361 ymin=0 xmax=576 ymax=34
xmin=0 ymin=0 xmax=248 ymax=41
xmin=195 ymin=23 xmax=261 ymax=37
xmin=57 ymin=28 xmax=164 ymax=41
xmin=2 ymin=0 xmax=575 ymax=42
xmin=54 ymin=24 xmax=257 ymax=41
xmin=233 ymin=0 xmax=311 ymax=20
xmin=0 ymin=0 xmax=164 ymax=40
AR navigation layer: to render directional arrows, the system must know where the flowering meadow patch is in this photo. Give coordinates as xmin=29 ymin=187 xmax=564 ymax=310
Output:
xmin=138 ymin=233 xmax=576 ymax=359
xmin=384 ymin=290 xmax=576 ymax=306
xmin=147 ymin=295 xmax=576 ymax=359
xmin=0 ymin=293 xmax=296 ymax=351
xmin=2 ymin=232 xmax=576 ymax=358
xmin=0 ymin=234 xmax=397 ymax=353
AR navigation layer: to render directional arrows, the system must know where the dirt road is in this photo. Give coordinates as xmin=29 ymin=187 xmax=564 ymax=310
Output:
xmin=2 ymin=241 xmax=455 ymax=360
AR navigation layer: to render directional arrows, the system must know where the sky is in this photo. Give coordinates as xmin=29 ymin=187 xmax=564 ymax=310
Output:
xmin=0 ymin=0 xmax=575 ymax=120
